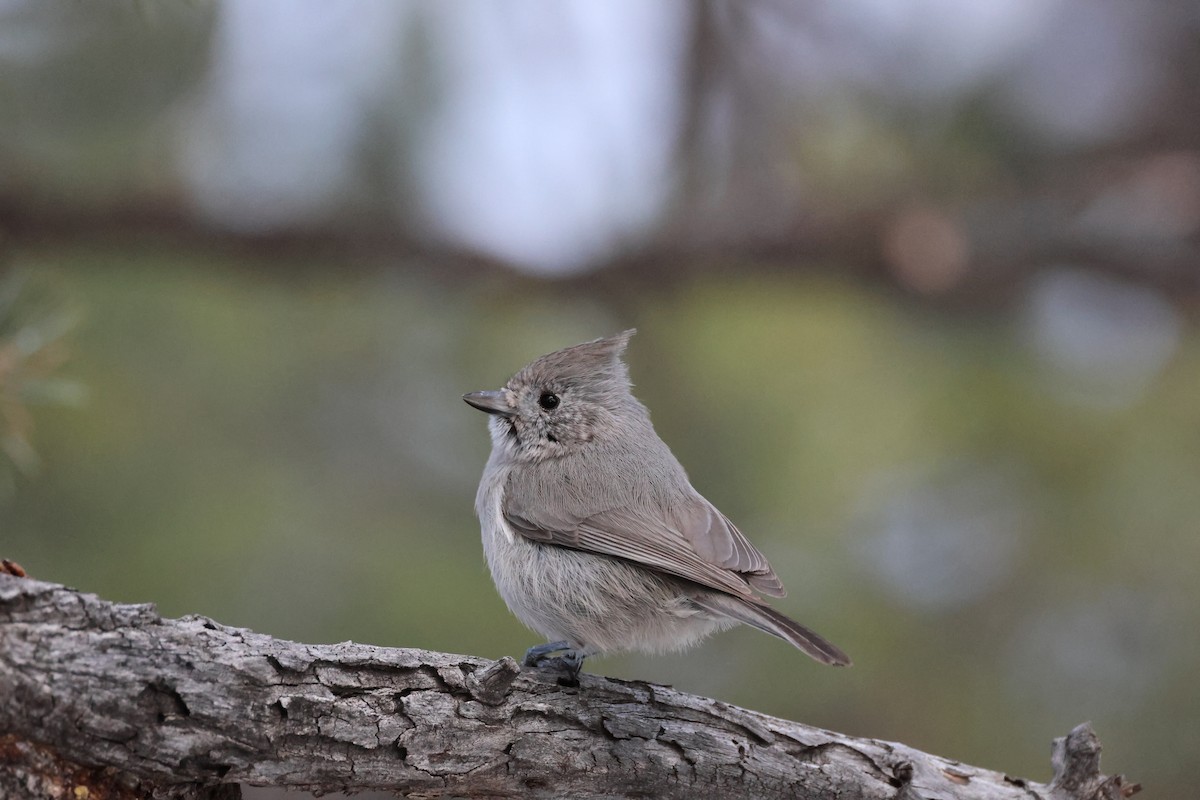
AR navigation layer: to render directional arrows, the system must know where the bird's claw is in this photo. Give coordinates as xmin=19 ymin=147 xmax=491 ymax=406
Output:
xmin=522 ymin=640 xmax=571 ymax=667
xmin=522 ymin=641 xmax=585 ymax=685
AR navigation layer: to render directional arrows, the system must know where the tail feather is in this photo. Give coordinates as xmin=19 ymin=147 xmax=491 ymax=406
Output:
xmin=692 ymin=594 xmax=851 ymax=667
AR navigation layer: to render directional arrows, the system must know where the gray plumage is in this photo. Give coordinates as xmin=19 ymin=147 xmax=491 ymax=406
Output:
xmin=464 ymin=330 xmax=850 ymax=674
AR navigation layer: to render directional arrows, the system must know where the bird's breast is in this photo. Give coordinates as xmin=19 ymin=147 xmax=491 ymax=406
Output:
xmin=476 ymin=463 xmax=516 ymax=547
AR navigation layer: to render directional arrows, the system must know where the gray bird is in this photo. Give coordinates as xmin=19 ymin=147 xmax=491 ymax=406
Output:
xmin=464 ymin=330 xmax=850 ymax=680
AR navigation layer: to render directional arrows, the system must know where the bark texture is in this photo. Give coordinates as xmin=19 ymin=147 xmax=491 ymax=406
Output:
xmin=0 ymin=575 xmax=1138 ymax=799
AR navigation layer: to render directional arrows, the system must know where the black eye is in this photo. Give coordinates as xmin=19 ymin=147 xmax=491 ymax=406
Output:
xmin=538 ymin=392 xmax=560 ymax=410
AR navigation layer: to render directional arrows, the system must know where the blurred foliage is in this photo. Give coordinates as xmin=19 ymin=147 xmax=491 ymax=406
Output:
xmin=0 ymin=268 xmax=84 ymax=498
xmin=0 ymin=0 xmax=213 ymax=200
xmin=3 ymin=242 xmax=1197 ymax=793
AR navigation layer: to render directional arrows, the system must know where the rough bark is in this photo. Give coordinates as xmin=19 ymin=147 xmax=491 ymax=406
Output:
xmin=0 ymin=575 xmax=1138 ymax=800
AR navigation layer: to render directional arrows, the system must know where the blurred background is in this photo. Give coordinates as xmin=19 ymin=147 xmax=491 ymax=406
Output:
xmin=2 ymin=0 xmax=1198 ymax=795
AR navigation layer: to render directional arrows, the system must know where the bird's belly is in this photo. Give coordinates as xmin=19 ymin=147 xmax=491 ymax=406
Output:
xmin=482 ymin=526 xmax=731 ymax=655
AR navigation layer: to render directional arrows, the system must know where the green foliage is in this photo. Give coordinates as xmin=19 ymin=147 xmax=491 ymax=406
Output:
xmin=0 ymin=269 xmax=84 ymax=498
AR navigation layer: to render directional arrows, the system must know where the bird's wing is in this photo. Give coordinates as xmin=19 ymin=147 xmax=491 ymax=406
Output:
xmin=671 ymin=499 xmax=786 ymax=597
xmin=503 ymin=491 xmax=786 ymax=601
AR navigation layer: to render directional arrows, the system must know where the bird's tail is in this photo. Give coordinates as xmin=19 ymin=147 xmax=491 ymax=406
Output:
xmin=692 ymin=593 xmax=851 ymax=667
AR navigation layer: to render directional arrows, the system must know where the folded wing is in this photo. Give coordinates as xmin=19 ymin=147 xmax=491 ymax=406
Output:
xmin=504 ymin=490 xmax=786 ymax=601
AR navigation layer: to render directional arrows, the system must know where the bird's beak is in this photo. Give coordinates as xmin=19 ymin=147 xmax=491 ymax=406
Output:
xmin=463 ymin=390 xmax=515 ymax=417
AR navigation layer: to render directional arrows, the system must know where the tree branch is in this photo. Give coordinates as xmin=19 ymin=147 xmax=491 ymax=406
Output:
xmin=0 ymin=575 xmax=1138 ymax=799
xmin=2 ymin=189 xmax=1198 ymax=309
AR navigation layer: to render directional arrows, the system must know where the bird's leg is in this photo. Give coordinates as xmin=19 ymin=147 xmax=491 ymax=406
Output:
xmin=522 ymin=640 xmax=571 ymax=667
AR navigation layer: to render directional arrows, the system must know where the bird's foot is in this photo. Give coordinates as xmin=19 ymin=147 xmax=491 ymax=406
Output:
xmin=522 ymin=640 xmax=571 ymax=667
xmin=522 ymin=641 xmax=585 ymax=686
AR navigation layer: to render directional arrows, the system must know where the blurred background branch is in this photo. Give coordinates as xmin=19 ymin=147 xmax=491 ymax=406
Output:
xmin=2 ymin=1 xmax=1198 ymax=299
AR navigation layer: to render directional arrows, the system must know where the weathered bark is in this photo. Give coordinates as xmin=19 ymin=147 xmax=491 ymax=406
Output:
xmin=0 ymin=575 xmax=1138 ymax=799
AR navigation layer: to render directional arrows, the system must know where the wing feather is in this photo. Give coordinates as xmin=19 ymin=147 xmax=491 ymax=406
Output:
xmin=504 ymin=489 xmax=786 ymax=600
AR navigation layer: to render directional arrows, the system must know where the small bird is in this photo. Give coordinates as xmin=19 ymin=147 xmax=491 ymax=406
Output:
xmin=464 ymin=330 xmax=849 ymax=680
